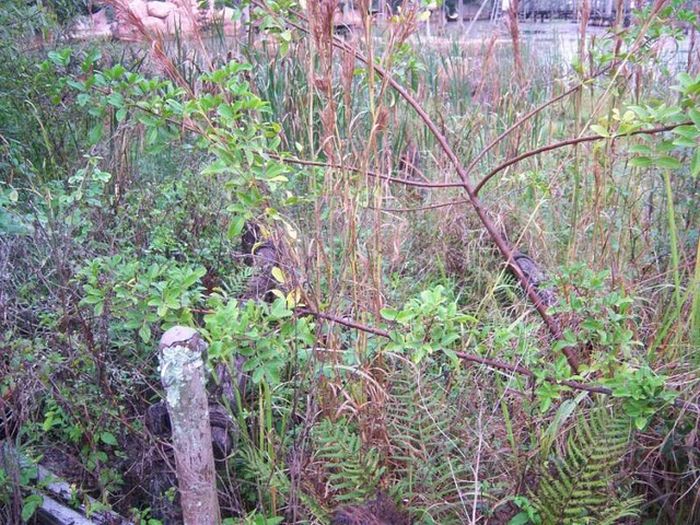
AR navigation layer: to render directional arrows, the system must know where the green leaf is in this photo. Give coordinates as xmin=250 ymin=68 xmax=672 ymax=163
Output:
xmin=380 ymin=308 xmax=398 ymax=321
xmin=590 ymin=124 xmax=609 ymax=137
xmin=88 ymin=124 xmax=103 ymax=145
xmin=100 ymin=431 xmax=118 ymax=446
xmin=116 ymin=107 xmax=128 ymax=122
xmin=671 ymin=125 xmax=700 ymax=139
xmin=217 ymin=104 xmax=235 ymax=120
xmin=139 ymin=322 xmax=151 ymax=343
xmin=634 ymin=416 xmax=648 ymax=431
xmin=692 ymin=149 xmax=700 ymax=178
xmin=395 ymin=310 xmax=416 ymax=324
xmin=21 ymin=494 xmax=43 ymax=521
xmin=227 ymin=215 xmax=246 ymax=239
xmin=269 ymin=298 xmax=292 ymax=320
xmin=628 ymin=144 xmax=653 ymax=155
xmin=508 ymin=511 xmax=533 ymax=525
xmin=629 ymin=156 xmax=652 ymax=168
xmin=656 ymin=156 xmax=682 ymax=169
xmin=689 ymin=107 xmax=700 ymax=127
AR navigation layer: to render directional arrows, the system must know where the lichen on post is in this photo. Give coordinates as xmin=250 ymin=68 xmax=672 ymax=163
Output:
xmin=158 ymin=326 xmax=221 ymax=525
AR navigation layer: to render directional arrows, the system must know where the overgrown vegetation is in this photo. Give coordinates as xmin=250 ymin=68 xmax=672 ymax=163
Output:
xmin=1 ymin=0 xmax=699 ymax=523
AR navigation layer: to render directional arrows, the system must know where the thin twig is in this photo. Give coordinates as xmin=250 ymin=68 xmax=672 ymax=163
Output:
xmin=269 ymin=153 xmax=462 ymax=189
xmin=366 ymin=198 xmax=468 ymax=213
xmin=474 ymin=122 xmax=691 ymax=195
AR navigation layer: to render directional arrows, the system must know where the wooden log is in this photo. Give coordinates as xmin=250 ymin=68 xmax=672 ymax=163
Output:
xmin=35 ymin=494 xmax=97 ymax=525
xmin=158 ymin=327 xmax=221 ymax=525
xmin=34 ymin=463 xmax=132 ymax=525
xmin=1 ymin=440 xmax=133 ymax=525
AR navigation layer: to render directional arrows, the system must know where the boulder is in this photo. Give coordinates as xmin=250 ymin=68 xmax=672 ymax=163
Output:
xmin=165 ymin=9 xmax=195 ymax=33
xmin=112 ymin=21 xmax=139 ymax=40
xmin=220 ymin=6 xmax=237 ymax=21
xmin=223 ymin=21 xmax=241 ymax=35
xmin=71 ymin=8 xmax=112 ymax=39
xmin=127 ymin=0 xmax=149 ymax=20
xmin=213 ymin=7 xmax=241 ymax=33
xmin=142 ymin=15 xmax=167 ymax=32
xmin=148 ymin=1 xmax=176 ymax=19
xmin=92 ymin=9 xmax=110 ymax=27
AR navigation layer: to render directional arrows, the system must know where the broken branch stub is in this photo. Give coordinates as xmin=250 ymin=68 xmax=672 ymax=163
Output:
xmin=158 ymin=326 xmax=221 ymax=525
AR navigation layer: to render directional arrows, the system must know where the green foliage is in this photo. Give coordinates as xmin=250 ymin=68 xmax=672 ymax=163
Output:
xmin=386 ymin=367 xmax=475 ymax=524
xmin=204 ymin=295 xmax=315 ymax=385
xmin=0 ymin=447 xmax=44 ymax=523
xmin=604 ymin=365 xmax=678 ymax=430
xmin=2 ymin=1 xmax=699 ymax=522
xmin=312 ymin=418 xmax=385 ymax=504
xmin=551 ymin=265 xmax=637 ymax=365
xmin=224 ymin=513 xmax=284 ymax=525
xmin=67 ymin=57 xmax=296 ymax=228
xmin=78 ymin=255 xmax=206 ymax=344
xmin=525 ymin=407 xmax=643 ymax=525
xmin=380 ymin=285 xmax=476 ymax=364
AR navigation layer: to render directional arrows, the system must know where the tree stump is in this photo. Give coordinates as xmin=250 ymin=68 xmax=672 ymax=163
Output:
xmin=159 ymin=326 xmax=221 ymax=525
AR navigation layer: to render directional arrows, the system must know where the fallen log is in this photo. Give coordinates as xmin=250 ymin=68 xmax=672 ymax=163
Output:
xmin=34 ymin=494 xmax=97 ymax=525
xmin=34 ymin=462 xmax=132 ymax=525
xmin=0 ymin=441 xmax=133 ymax=525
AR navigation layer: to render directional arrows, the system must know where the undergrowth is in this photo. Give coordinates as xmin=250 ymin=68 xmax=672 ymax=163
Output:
xmin=1 ymin=0 xmax=699 ymax=524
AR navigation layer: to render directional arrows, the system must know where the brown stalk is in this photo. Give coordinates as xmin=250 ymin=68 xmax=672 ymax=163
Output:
xmin=253 ymin=0 xmax=673 ymax=372
xmin=506 ymin=0 xmax=523 ymax=80
xmin=578 ymin=0 xmax=591 ymax=67
xmin=367 ymin=198 xmax=468 ymax=214
xmin=337 ymin=52 xmax=579 ymax=370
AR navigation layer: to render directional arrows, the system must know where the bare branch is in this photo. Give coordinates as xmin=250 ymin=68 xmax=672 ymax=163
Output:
xmin=474 ymin=122 xmax=691 ymax=195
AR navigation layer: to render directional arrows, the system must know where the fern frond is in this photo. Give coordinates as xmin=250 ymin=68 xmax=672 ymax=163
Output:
xmin=530 ymin=406 xmax=640 ymax=525
xmin=225 ymin=265 xmax=254 ymax=297
xmin=387 ymin=367 xmax=475 ymax=524
xmin=312 ymin=418 xmax=384 ymax=504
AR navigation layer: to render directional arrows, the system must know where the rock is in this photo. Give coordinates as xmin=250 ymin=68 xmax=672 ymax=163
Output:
xmin=70 ymin=10 xmax=113 ymax=39
xmin=165 ymin=9 xmax=195 ymax=33
xmin=112 ymin=21 xmax=139 ymax=40
xmin=127 ymin=0 xmax=149 ymax=20
xmin=240 ymin=222 xmax=280 ymax=302
xmin=223 ymin=19 xmax=242 ymax=35
xmin=71 ymin=15 xmax=95 ymax=38
xmin=92 ymin=9 xmax=110 ymax=27
xmin=215 ymin=7 xmax=242 ymax=34
xmin=148 ymin=0 xmax=176 ymax=19
xmin=512 ymin=251 xmax=558 ymax=307
xmin=219 ymin=6 xmax=237 ymax=22
xmin=142 ymin=15 xmax=167 ymax=32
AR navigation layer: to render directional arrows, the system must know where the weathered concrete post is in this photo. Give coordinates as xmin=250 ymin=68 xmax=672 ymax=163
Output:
xmin=159 ymin=326 xmax=220 ymax=525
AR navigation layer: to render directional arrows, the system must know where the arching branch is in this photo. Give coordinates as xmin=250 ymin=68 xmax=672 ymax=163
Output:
xmin=474 ymin=122 xmax=690 ymax=195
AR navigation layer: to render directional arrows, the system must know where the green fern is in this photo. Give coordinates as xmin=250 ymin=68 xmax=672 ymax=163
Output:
xmin=312 ymin=418 xmax=385 ymax=504
xmin=224 ymin=265 xmax=254 ymax=297
xmin=529 ymin=406 xmax=643 ymax=525
xmin=386 ymin=367 xmax=475 ymax=524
